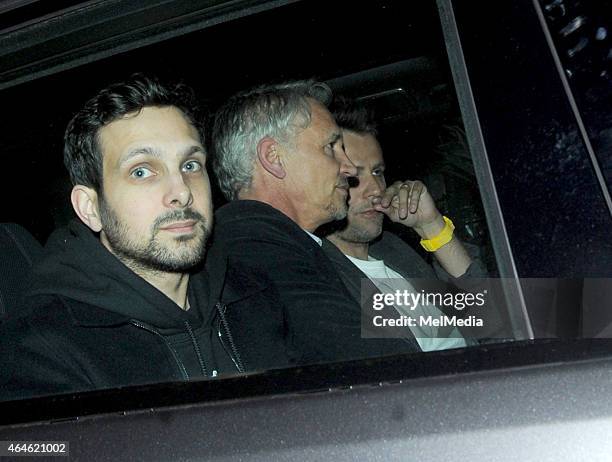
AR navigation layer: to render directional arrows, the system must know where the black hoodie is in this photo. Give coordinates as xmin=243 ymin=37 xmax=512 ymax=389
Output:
xmin=0 ymin=220 xmax=290 ymax=401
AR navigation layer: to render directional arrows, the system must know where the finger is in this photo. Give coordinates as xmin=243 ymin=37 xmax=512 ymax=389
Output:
xmin=408 ymin=181 xmax=424 ymax=214
xmin=398 ymin=183 xmax=410 ymax=219
xmin=373 ymin=202 xmax=394 ymax=217
xmin=380 ymin=182 xmax=401 ymax=207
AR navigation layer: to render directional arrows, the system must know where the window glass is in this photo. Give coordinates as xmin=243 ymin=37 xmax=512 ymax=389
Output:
xmin=537 ymin=0 xmax=612 ymax=338
xmin=0 ymin=0 xmax=530 ymax=407
xmin=539 ymin=0 xmax=612 ymax=195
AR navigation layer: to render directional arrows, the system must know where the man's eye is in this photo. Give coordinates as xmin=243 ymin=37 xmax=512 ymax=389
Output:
xmin=182 ymin=160 xmax=203 ymax=173
xmin=372 ymin=169 xmax=383 ymax=176
xmin=130 ymin=167 xmax=153 ymax=179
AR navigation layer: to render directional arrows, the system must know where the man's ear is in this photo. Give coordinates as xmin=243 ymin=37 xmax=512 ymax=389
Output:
xmin=256 ymin=137 xmax=286 ymax=179
xmin=71 ymin=185 xmax=103 ymax=232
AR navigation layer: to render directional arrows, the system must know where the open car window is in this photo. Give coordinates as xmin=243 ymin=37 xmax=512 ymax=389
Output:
xmin=0 ymin=0 xmax=611 ymax=429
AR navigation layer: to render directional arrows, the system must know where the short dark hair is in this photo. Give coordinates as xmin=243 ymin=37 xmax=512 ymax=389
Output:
xmin=212 ymin=79 xmax=333 ymax=200
xmin=64 ymin=74 xmax=203 ymax=192
xmin=330 ymin=95 xmax=377 ymax=136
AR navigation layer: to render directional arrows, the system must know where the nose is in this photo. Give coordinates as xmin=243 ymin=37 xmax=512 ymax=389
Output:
xmin=363 ymin=174 xmax=383 ymax=201
xmin=337 ymin=144 xmax=357 ymax=178
xmin=163 ymin=173 xmax=193 ymax=209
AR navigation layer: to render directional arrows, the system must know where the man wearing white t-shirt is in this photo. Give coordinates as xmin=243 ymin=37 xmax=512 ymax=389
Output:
xmin=321 ymin=98 xmax=486 ymax=351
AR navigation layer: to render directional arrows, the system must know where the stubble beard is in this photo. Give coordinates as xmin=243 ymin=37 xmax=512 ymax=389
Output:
xmin=334 ymin=212 xmax=383 ymax=244
xmin=326 ymin=183 xmax=351 ymax=222
xmin=98 ymin=198 xmax=210 ymax=275
xmin=326 ymin=199 xmax=348 ymax=222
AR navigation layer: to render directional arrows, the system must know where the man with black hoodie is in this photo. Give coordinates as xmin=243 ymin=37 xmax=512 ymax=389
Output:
xmin=0 ymin=75 xmax=288 ymax=401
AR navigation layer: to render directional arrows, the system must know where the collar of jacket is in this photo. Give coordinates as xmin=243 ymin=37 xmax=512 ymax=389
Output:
xmin=62 ymin=254 xmax=269 ymax=328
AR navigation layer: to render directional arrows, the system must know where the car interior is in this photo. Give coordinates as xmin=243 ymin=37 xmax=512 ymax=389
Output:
xmin=1 ymin=0 xmax=612 ymax=459
xmin=0 ymin=0 xmax=504 ymax=328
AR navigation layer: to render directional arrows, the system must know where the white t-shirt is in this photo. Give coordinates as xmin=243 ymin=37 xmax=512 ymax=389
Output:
xmin=346 ymin=255 xmax=467 ymax=352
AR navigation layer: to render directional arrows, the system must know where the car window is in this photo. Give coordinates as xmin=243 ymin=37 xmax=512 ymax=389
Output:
xmin=538 ymin=0 xmax=612 ymax=208
xmin=0 ymin=0 xmax=610 ymax=423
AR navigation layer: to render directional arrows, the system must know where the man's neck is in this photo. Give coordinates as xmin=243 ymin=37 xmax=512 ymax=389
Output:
xmin=327 ymin=234 xmax=370 ymax=260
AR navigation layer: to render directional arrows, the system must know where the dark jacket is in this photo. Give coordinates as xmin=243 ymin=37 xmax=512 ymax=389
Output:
xmin=209 ymin=200 xmax=419 ymax=365
xmin=0 ymin=220 xmax=289 ymax=401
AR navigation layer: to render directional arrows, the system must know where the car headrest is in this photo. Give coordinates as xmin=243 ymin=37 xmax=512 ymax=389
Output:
xmin=0 ymin=223 xmax=43 ymax=322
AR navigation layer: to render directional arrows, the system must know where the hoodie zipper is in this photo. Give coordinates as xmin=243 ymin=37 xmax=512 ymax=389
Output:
xmin=183 ymin=320 xmax=209 ymax=377
xmin=216 ymin=302 xmax=245 ymax=373
xmin=130 ymin=320 xmax=190 ymax=380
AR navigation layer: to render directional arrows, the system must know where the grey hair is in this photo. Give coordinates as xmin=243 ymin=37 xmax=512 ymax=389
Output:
xmin=212 ymin=79 xmax=333 ymax=200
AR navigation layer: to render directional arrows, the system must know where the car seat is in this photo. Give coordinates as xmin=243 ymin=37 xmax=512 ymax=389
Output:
xmin=0 ymin=223 xmax=43 ymax=322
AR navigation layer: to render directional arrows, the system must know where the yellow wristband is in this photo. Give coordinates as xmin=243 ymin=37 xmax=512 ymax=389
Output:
xmin=419 ymin=216 xmax=455 ymax=252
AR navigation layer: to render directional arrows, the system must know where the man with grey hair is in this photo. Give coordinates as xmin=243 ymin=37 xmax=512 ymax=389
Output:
xmin=210 ymin=80 xmax=418 ymax=366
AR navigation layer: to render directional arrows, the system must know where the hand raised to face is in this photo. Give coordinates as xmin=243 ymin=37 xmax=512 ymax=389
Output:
xmin=372 ymin=180 xmax=444 ymax=237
